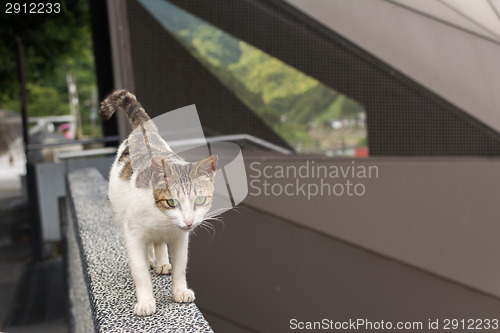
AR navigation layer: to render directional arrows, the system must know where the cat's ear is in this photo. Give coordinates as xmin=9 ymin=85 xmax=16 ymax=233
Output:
xmin=150 ymin=156 xmax=175 ymax=185
xmin=191 ymin=154 xmax=218 ymax=179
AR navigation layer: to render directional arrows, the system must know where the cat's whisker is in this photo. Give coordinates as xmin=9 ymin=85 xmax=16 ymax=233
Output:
xmin=207 ymin=216 xmax=226 ymax=232
xmin=198 ymin=220 xmax=217 ymax=240
xmin=197 ymin=225 xmax=209 ymax=238
xmin=204 ymin=217 xmax=224 ymax=232
xmin=200 ymin=220 xmax=215 ymax=232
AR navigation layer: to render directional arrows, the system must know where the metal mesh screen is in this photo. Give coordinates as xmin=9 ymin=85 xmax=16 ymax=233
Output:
xmin=126 ymin=0 xmax=500 ymax=156
xmin=126 ymin=0 xmax=291 ymax=150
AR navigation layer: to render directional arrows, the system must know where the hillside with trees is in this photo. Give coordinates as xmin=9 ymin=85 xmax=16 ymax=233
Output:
xmin=146 ymin=0 xmax=367 ymax=155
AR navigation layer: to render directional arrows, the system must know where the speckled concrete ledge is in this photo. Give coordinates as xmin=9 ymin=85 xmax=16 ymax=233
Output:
xmin=65 ymin=168 xmax=213 ymax=333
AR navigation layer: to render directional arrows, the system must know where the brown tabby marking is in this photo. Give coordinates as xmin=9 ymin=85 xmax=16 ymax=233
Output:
xmin=118 ymin=147 xmax=130 ymax=163
xmin=120 ymin=161 xmax=133 ymax=181
xmin=154 ymin=188 xmax=175 ymax=210
xmin=100 ymin=90 xmax=151 ymax=130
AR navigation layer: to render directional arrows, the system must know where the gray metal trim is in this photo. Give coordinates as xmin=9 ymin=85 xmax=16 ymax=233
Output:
xmin=106 ymin=0 xmax=135 ymax=141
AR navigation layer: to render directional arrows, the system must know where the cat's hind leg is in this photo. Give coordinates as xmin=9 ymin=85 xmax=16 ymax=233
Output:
xmin=154 ymin=242 xmax=172 ymax=275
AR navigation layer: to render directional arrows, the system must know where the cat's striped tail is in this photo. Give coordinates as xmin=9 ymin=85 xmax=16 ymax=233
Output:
xmin=100 ymin=90 xmax=151 ymax=130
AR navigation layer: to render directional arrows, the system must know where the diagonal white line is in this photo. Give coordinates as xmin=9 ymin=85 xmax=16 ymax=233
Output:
xmin=383 ymin=0 xmax=500 ymax=45
xmin=437 ymin=0 xmax=500 ymax=41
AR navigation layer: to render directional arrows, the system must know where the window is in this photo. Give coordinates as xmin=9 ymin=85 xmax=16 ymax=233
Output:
xmin=138 ymin=0 xmax=368 ymax=157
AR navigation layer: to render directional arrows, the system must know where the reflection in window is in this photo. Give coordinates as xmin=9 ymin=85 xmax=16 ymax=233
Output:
xmin=138 ymin=0 xmax=368 ymax=157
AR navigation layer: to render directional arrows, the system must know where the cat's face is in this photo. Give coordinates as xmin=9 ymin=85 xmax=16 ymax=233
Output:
xmin=151 ymin=155 xmax=217 ymax=231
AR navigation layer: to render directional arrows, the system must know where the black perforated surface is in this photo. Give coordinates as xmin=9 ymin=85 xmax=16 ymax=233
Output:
xmin=127 ymin=0 xmax=500 ymax=156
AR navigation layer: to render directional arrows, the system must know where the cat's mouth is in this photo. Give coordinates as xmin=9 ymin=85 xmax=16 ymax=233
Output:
xmin=179 ymin=225 xmax=193 ymax=231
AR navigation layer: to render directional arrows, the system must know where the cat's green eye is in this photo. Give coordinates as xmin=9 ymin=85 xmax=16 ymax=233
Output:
xmin=166 ymin=199 xmax=180 ymax=208
xmin=194 ymin=196 xmax=206 ymax=206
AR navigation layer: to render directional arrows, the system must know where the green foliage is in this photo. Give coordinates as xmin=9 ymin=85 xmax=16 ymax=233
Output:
xmin=171 ymin=20 xmax=366 ymax=154
xmin=187 ymin=26 xmax=241 ymax=67
xmin=25 ymin=83 xmax=68 ymax=116
xmin=357 ymin=136 xmax=368 ymax=147
xmin=0 ymin=0 xmax=99 ymax=138
xmin=146 ymin=1 xmax=367 ymax=154
xmin=229 ymin=43 xmax=316 ymax=101
xmin=0 ymin=0 xmax=88 ymax=98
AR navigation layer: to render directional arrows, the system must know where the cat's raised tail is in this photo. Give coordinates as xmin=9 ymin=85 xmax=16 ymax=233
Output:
xmin=100 ymin=90 xmax=151 ymax=130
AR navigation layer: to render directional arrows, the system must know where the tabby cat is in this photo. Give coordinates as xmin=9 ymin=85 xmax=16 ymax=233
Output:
xmin=100 ymin=90 xmax=217 ymax=316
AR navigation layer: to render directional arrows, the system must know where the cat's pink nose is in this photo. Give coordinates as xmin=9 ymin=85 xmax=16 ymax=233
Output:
xmin=184 ymin=216 xmax=194 ymax=227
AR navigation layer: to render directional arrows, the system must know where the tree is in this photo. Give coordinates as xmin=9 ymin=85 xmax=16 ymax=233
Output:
xmin=0 ymin=0 xmax=89 ymax=110
xmin=0 ymin=1 xmax=99 ymax=137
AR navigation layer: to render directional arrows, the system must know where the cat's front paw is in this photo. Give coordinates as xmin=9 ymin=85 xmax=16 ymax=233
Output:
xmin=133 ymin=298 xmax=156 ymax=316
xmin=156 ymin=263 xmax=172 ymax=275
xmin=173 ymin=288 xmax=195 ymax=303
